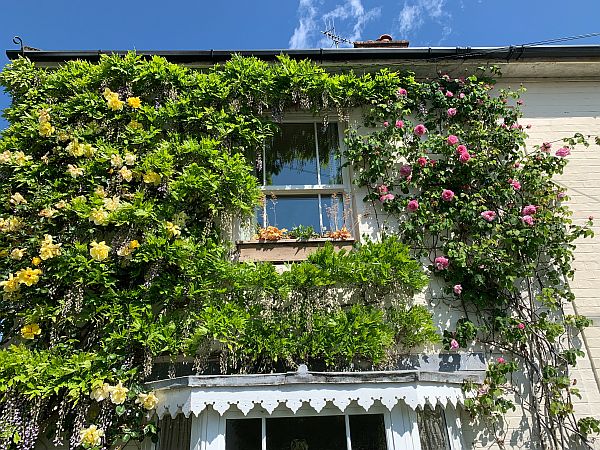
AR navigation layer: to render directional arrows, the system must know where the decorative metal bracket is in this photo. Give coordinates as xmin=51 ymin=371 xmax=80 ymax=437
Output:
xmin=12 ymin=36 xmax=23 ymax=53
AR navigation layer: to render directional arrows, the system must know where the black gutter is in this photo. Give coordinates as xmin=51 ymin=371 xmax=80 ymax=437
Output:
xmin=6 ymin=45 xmax=600 ymax=64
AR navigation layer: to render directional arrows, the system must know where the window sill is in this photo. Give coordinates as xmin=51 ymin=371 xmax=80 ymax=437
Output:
xmin=235 ymin=238 xmax=355 ymax=262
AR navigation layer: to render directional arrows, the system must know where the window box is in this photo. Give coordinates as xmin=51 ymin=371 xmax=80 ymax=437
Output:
xmin=236 ymin=238 xmax=355 ymax=263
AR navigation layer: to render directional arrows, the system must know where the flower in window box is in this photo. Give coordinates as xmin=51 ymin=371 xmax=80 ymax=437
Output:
xmin=326 ymin=226 xmax=352 ymax=240
xmin=257 ymin=226 xmax=287 ymax=241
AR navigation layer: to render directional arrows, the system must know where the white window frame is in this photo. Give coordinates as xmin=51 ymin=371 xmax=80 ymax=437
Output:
xmin=256 ymin=115 xmax=353 ymax=236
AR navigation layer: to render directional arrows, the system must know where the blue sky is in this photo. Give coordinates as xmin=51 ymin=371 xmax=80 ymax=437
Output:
xmin=2 ymin=0 xmax=600 ymax=127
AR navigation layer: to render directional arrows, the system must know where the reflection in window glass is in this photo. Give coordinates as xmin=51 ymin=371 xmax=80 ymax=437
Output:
xmin=264 ymin=123 xmax=318 ymax=186
xmin=263 ymin=195 xmax=321 ymax=231
xmin=349 ymin=414 xmax=387 ymax=450
xmin=226 ymin=419 xmax=261 ymax=450
xmin=322 ymin=193 xmax=345 ymax=233
xmin=266 ymin=416 xmax=346 ymax=450
xmin=417 ymin=406 xmax=451 ymax=450
xmin=318 ymin=123 xmax=342 ymax=185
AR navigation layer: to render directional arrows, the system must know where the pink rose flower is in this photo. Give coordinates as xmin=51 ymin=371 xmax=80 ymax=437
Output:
xmin=380 ymin=193 xmax=395 ymax=202
xmin=453 ymin=284 xmax=462 ymax=295
xmin=395 ymin=119 xmax=404 ymax=128
xmin=434 ymin=256 xmax=449 ymax=270
xmin=481 ymin=210 xmax=496 ymax=222
xmin=521 ymin=215 xmax=534 ymax=226
xmin=383 ymin=121 xmax=389 ymax=127
xmin=407 ymin=199 xmax=419 ymax=212
xmin=447 ymin=107 xmax=457 ymax=117
xmin=447 ymin=135 xmax=459 ymax=145
xmin=497 ymin=357 xmax=506 ymax=364
xmin=450 ymin=339 xmax=459 ymax=350
xmin=400 ymin=165 xmax=412 ymax=177
xmin=414 ymin=124 xmax=427 ymax=136
xmin=459 ymin=152 xmax=471 ymax=163
xmin=445 ymin=91 xmax=454 ymax=98
xmin=441 ymin=189 xmax=455 ymax=202
xmin=459 ymin=92 xmax=465 ymax=99
xmin=555 ymin=147 xmax=571 ymax=157
xmin=522 ymin=205 xmax=537 ymax=215
xmin=508 ymin=179 xmax=521 ymax=190
xmin=378 ymin=185 xmax=388 ymax=194
xmin=397 ymin=87 xmax=407 ymax=96
xmin=456 ymin=144 xmax=467 ymax=155
xmin=517 ymin=323 xmax=525 ymax=330
xmin=417 ymin=157 xmax=428 ymax=167
xmin=541 ymin=142 xmax=552 ymax=152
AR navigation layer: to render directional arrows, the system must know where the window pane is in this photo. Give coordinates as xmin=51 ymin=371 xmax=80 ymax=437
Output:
xmin=417 ymin=406 xmax=451 ymax=450
xmin=265 ymin=123 xmax=318 ymax=186
xmin=318 ymin=123 xmax=343 ymax=185
xmin=157 ymin=415 xmax=191 ymax=450
xmin=263 ymin=195 xmax=321 ymax=232
xmin=226 ymin=419 xmax=262 ymax=450
xmin=266 ymin=416 xmax=347 ymax=450
xmin=349 ymin=414 xmax=387 ymax=450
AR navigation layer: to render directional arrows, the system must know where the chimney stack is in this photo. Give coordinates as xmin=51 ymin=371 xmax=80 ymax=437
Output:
xmin=353 ymin=34 xmax=409 ymax=48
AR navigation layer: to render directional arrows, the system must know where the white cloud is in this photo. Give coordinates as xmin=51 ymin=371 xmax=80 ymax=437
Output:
xmin=396 ymin=0 xmax=452 ymax=42
xmin=289 ymin=0 xmax=381 ymax=49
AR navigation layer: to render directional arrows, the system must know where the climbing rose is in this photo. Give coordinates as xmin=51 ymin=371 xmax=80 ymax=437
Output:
xmin=434 ymin=256 xmax=449 ymax=270
xmin=383 ymin=121 xmax=389 ymax=127
xmin=407 ymin=200 xmax=419 ymax=212
xmin=509 ymin=179 xmax=521 ymax=190
xmin=481 ymin=210 xmax=496 ymax=222
xmin=541 ymin=142 xmax=552 ymax=152
xmin=459 ymin=152 xmax=471 ymax=163
xmin=441 ymin=189 xmax=455 ymax=202
xmin=555 ymin=147 xmax=571 ymax=157
xmin=450 ymin=339 xmax=459 ymax=350
xmin=456 ymin=145 xmax=467 ymax=155
xmin=497 ymin=357 xmax=506 ymax=364
xmin=380 ymin=193 xmax=395 ymax=202
xmin=521 ymin=215 xmax=534 ymax=226
xmin=400 ymin=165 xmax=412 ymax=177
xmin=557 ymin=191 xmax=567 ymax=199
xmin=397 ymin=87 xmax=407 ymax=96
xmin=445 ymin=91 xmax=454 ymax=97
xmin=395 ymin=119 xmax=404 ymax=128
xmin=522 ymin=205 xmax=537 ymax=215
xmin=413 ymin=124 xmax=427 ymax=136
xmin=459 ymin=92 xmax=465 ymax=98
xmin=417 ymin=157 xmax=428 ymax=167
xmin=377 ymin=185 xmax=388 ymax=194
xmin=453 ymin=284 xmax=463 ymax=295
xmin=447 ymin=107 xmax=457 ymax=117
xmin=517 ymin=323 xmax=525 ymax=330
xmin=447 ymin=135 xmax=459 ymax=145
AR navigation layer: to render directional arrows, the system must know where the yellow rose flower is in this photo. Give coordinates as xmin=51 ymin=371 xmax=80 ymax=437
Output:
xmin=109 ymin=381 xmax=129 ymax=405
xmin=16 ymin=267 xmax=42 ymax=286
xmin=54 ymin=200 xmax=68 ymax=209
xmin=110 ymin=154 xmax=123 ymax=168
xmin=117 ymin=240 xmax=139 ymax=257
xmin=67 ymin=140 xmax=84 ymax=157
xmin=103 ymin=196 xmax=120 ymax=212
xmin=89 ymin=208 xmax=109 ymax=226
xmin=127 ymin=97 xmax=141 ymax=109
xmin=39 ymin=121 xmax=55 ymax=137
xmin=90 ymin=241 xmax=110 ymax=261
xmin=39 ymin=208 xmax=57 ymax=218
xmin=40 ymin=235 xmax=62 ymax=260
xmin=119 ymin=166 xmax=133 ymax=182
xmin=90 ymin=382 xmax=112 ymax=402
xmin=0 ymin=273 xmax=20 ymax=293
xmin=10 ymin=192 xmax=27 ymax=205
xmin=67 ymin=164 xmax=84 ymax=178
xmin=82 ymin=143 xmax=96 ymax=157
xmin=165 ymin=221 xmax=181 ymax=238
xmin=0 ymin=217 xmax=23 ymax=232
xmin=38 ymin=109 xmax=51 ymax=124
xmin=10 ymin=248 xmax=25 ymax=260
xmin=0 ymin=151 xmax=11 ymax=164
xmin=12 ymin=151 xmax=32 ymax=165
xmin=94 ymin=185 xmax=107 ymax=198
xmin=32 ymin=256 xmax=42 ymax=266
xmin=136 ymin=391 xmax=159 ymax=410
xmin=143 ymin=171 xmax=161 ymax=185
xmin=124 ymin=153 xmax=137 ymax=166
xmin=57 ymin=131 xmax=70 ymax=142
xmin=79 ymin=425 xmax=104 ymax=448
xmin=21 ymin=323 xmax=42 ymax=339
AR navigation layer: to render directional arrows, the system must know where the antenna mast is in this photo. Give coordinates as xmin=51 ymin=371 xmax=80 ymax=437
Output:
xmin=321 ymin=21 xmax=354 ymax=48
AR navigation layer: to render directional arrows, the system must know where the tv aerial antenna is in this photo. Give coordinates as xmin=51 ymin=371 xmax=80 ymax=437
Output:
xmin=321 ymin=21 xmax=354 ymax=48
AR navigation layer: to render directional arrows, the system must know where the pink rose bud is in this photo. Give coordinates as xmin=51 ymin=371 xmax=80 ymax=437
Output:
xmin=541 ymin=142 xmax=552 ymax=152
xmin=434 ymin=256 xmax=449 ymax=270
xmin=459 ymin=92 xmax=465 ymax=99
xmin=447 ymin=135 xmax=459 ymax=145
xmin=517 ymin=323 xmax=525 ymax=330
xmin=383 ymin=121 xmax=389 ymax=127
xmin=417 ymin=157 xmax=428 ymax=167
xmin=589 ymin=215 xmax=594 ymax=221
xmin=378 ymin=185 xmax=388 ymax=194
xmin=395 ymin=119 xmax=404 ymax=128
xmin=414 ymin=124 xmax=427 ymax=136
xmin=450 ymin=339 xmax=459 ymax=350
xmin=517 ymin=99 xmax=523 ymax=105
xmin=447 ymin=107 xmax=457 ymax=117
xmin=441 ymin=189 xmax=455 ymax=202
xmin=509 ymin=179 xmax=521 ymax=190
xmin=407 ymin=199 xmax=419 ymax=212
xmin=445 ymin=91 xmax=454 ymax=97
xmin=497 ymin=357 xmax=506 ymax=364
xmin=453 ymin=284 xmax=463 ymax=295
xmin=397 ymin=87 xmax=407 ymax=96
